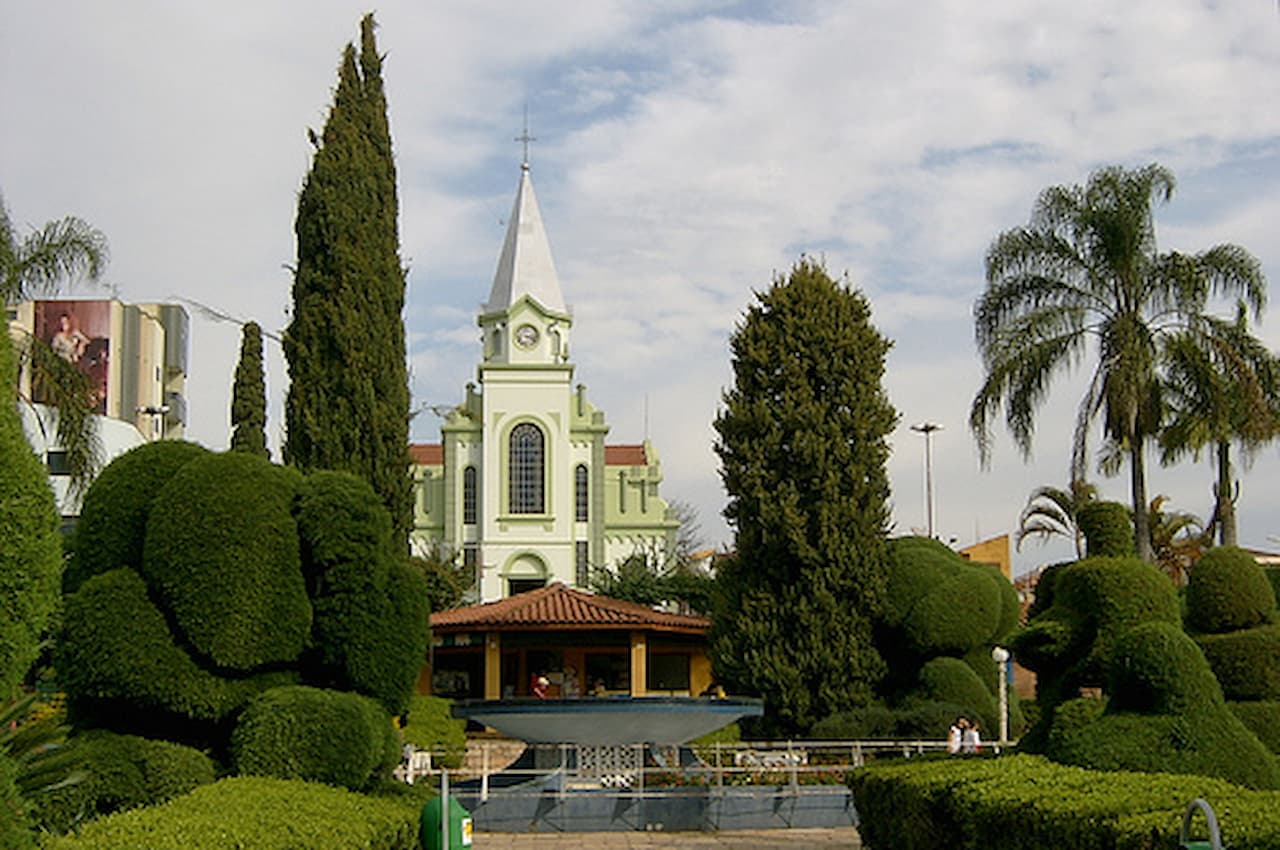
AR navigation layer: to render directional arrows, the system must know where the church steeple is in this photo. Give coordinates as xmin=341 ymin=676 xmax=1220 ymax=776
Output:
xmin=484 ymin=164 xmax=567 ymax=316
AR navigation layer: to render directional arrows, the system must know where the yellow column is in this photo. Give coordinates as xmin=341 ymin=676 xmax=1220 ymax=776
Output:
xmin=485 ymin=632 xmax=502 ymax=700
xmin=630 ymin=631 xmax=647 ymax=696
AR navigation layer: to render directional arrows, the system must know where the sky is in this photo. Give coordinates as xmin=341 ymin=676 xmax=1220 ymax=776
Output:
xmin=4 ymin=1 xmax=1280 ymax=575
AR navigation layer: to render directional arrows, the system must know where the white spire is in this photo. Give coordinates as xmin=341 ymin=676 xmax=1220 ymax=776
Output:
xmin=484 ymin=165 xmax=566 ymax=315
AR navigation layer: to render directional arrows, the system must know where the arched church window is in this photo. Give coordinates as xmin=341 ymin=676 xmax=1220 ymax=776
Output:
xmin=463 ymin=466 xmax=477 ymax=525
xmin=509 ymin=423 xmax=544 ymax=514
xmin=575 ymin=464 xmax=589 ymax=522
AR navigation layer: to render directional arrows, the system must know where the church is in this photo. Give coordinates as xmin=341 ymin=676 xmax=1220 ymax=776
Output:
xmin=409 ymin=162 xmax=679 ymax=603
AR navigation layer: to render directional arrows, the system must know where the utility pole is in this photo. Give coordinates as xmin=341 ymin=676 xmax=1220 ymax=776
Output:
xmin=911 ymin=422 xmax=942 ymax=538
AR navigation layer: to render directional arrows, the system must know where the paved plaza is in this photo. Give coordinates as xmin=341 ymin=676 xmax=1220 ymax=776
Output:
xmin=471 ymin=827 xmax=863 ymax=848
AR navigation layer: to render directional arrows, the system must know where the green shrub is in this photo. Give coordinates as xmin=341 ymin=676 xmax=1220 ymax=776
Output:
xmin=399 ymin=695 xmax=465 ymax=768
xmin=39 ymin=776 xmax=419 ymax=850
xmin=142 ymin=452 xmax=309 ymax=671
xmin=231 ymin=686 xmax=399 ymax=791
xmin=811 ymin=705 xmax=899 ymax=739
xmin=1186 ymin=546 xmax=1276 ymax=635
xmin=916 ymin=658 xmax=997 ymax=732
xmin=34 ymin=730 xmax=215 ymax=834
xmin=0 ymin=753 xmax=36 ymax=850
xmin=1077 ymin=501 xmax=1134 ymax=558
xmin=1046 ymin=622 xmax=1280 ymax=789
xmin=298 ymin=472 xmax=431 ymax=715
xmin=0 ymin=331 xmax=63 ymax=700
xmin=883 ymin=537 xmax=959 ymax=627
xmin=1197 ymin=624 xmax=1280 ymax=701
xmin=57 ymin=569 xmax=295 ymax=725
xmin=1264 ymin=567 xmax=1280 ymax=611
xmin=850 ymin=754 xmax=1280 ymax=850
xmin=1231 ymin=701 xmax=1280 ymax=755
xmin=66 ymin=441 xmax=209 ymax=593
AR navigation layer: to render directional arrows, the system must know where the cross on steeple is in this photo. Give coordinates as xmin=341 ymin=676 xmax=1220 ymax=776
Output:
xmin=515 ymin=107 xmax=536 ymax=170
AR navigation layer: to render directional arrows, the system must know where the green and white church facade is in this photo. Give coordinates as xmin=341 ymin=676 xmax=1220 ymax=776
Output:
xmin=410 ymin=163 xmax=678 ymax=602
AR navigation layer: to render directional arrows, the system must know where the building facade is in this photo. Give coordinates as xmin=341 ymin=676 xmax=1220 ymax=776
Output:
xmin=8 ymin=298 xmax=189 ymax=517
xmin=410 ymin=165 xmax=677 ymax=602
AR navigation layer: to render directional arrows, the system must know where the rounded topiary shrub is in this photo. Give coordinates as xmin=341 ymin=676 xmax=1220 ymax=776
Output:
xmin=1230 ymin=701 xmax=1280 ymax=755
xmin=1185 ymin=546 xmax=1276 ymax=635
xmin=142 ymin=452 xmax=309 ymax=671
xmin=1195 ymin=624 xmax=1280 ymax=701
xmin=401 ymin=695 xmax=466 ymax=768
xmin=34 ymin=730 xmax=216 ymax=834
xmin=809 ymin=705 xmax=899 ymax=740
xmin=882 ymin=537 xmax=960 ymax=627
xmin=231 ymin=686 xmax=399 ymax=790
xmin=67 ymin=440 xmax=209 ymax=593
xmin=916 ymin=657 xmax=997 ymax=731
xmin=1077 ymin=501 xmax=1134 ymax=558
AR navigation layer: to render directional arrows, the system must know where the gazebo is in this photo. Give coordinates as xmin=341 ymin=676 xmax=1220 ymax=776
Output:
xmin=425 ymin=583 xmax=714 ymax=701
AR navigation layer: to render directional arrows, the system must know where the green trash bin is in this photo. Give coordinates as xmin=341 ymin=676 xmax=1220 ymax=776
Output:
xmin=421 ymin=795 xmax=473 ymax=849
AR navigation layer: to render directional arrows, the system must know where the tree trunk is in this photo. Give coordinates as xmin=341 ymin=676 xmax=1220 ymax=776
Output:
xmin=1131 ymin=439 xmax=1154 ymax=563
xmin=1217 ymin=440 xmax=1237 ymax=548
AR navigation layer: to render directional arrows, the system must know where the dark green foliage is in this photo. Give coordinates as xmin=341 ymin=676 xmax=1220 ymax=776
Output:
xmin=66 ymin=440 xmax=209 ymax=593
xmin=810 ymin=705 xmax=899 ymax=739
xmin=1264 ymin=567 xmax=1280 ymax=610
xmin=56 ymin=569 xmax=296 ymax=723
xmin=1185 ymin=545 xmax=1276 ymax=634
xmin=0 ymin=755 xmax=35 ymax=850
xmin=284 ymin=14 xmax=413 ymax=547
xmin=230 ymin=321 xmax=269 ymax=459
xmin=591 ymin=549 xmax=716 ymax=615
xmin=297 ymin=471 xmax=430 ymax=715
xmin=399 ymin=695 xmax=465 ymax=768
xmin=39 ymin=776 xmax=421 ymax=850
xmin=851 ymin=754 xmax=1280 ymax=850
xmin=712 ymin=258 xmax=898 ymax=735
xmin=1231 ymin=701 xmax=1280 ymax=754
xmin=410 ymin=548 xmax=472 ymax=613
xmin=1045 ymin=622 xmax=1279 ymax=789
xmin=34 ymin=730 xmax=214 ymax=834
xmin=231 ymin=686 xmax=399 ymax=791
xmin=0 ymin=330 xmax=62 ymax=697
xmin=1076 ymin=501 xmax=1135 ymax=558
xmin=1196 ymin=624 xmax=1280 ymax=701
xmin=143 ymin=452 xmax=309 ymax=671
xmin=917 ymin=658 xmax=997 ymax=732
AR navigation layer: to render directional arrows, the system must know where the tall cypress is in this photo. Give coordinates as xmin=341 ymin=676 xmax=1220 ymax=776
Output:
xmin=712 ymin=258 xmax=899 ymax=735
xmin=230 ymin=321 xmax=268 ymax=458
xmin=284 ymin=14 xmax=412 ymax=545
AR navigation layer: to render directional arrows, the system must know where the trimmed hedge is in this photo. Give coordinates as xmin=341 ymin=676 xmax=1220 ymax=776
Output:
xmin=1044 ymin=622 xmax=1280 ymax=789
xmin=39 ymin=776 xmax=420 ymax=850
xmin=142 ymin=452 xmax=309 ymax=671
xmin=1196 ymin=624 xmax=1280 ymax=701
xmin=66 ymin=440 xmax=209 ymax=593
xmin=1231 ymin=701 xmax=1280 ymax=755
xmin=1077 ymin=501 xmax=1135 ymax=558
xmin=850 ymin=754 xmax=1280 ymax=850
xmin=34 ymin=730 xmax=214 ymax=834
xmin=1185 ymin=546 xmax=1276 ymax=635
xmin=231 ymin=686 xmax=399 ymax=791
xmin=400 ymin=695 xmax=466 ymax=768
xmin=917 ymin=657 xmax=997 ymax=732
xmin=56 ymin=569 xmax=296 ymax=723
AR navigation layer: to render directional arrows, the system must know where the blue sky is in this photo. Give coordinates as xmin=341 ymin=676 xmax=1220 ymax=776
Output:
xmin=4 ymin=1 xmax=1280 ymax=573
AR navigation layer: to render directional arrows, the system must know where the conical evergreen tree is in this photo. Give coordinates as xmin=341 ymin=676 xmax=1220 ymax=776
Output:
xmin=284 ymin=14 xmax=412 ymax=545
xmin=230 ymin=321 xmax=268 ymax=459
xmin=712 ymin=258 xmax=898 ymax=735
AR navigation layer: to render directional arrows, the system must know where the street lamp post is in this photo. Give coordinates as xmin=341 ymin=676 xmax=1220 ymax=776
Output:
xmin=911 ymin=422 xmax=942 ymax=538
xmin=991 ymin=646 xmax=1010 ymax=747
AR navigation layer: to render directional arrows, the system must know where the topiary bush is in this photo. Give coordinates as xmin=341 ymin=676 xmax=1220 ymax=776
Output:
xmin=142 ymin=452 xmax=309 ymax=671
xmin=66 ymin=440 xmax=210 ymax=593
xmin=231 ymin=686 xmax=399 ymax=791
xmin=1195 ymin=624 xmax=1280 ymax=701
xmin=917 ymin=658 xmax=997 ymax=732
xmin=1044 ymin=621 xmax=1279 ymax=789
xmin=399 ymin=695 xmax=465 ymax=768
xmin=1076 ymin=501 xmax=1134 ymax=558
xmin=1185 ymin=546 xmax=1276 ymax=635
xmin=34 ymin=730 xmax=215 ymax=834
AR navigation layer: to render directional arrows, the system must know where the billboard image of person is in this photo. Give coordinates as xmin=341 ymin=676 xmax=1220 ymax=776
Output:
xmin=34 ymin=300 xmax=111 ymax=414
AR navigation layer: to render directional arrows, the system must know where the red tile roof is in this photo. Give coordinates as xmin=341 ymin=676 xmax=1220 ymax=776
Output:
xmin=605 ymin=444 xmax=647 ymax=466
xmin=431 ymin=583 xmax=709 ymax=635
xmin=409 ymin=443 xmax=443 ymax=464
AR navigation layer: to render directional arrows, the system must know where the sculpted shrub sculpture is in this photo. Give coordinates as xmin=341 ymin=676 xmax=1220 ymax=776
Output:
xmin=57 ymin=444 xmax=429 ymax=791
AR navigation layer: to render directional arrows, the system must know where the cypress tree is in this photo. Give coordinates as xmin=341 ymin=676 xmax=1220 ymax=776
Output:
xmin=284 ymin=14 xmax=412 ymax=545
xmin=0 ymin=328 xmax=63 ymax=698
xmin=230 ymin=321 xmax=268 ymax=459
xmin=712 ymin=258 xmax=898 ymax=735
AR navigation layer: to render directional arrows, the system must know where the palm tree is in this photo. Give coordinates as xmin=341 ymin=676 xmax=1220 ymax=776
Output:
xmin=971 ymin=164 xmax=1267 ymax=563
xmin=1015 ymin=478 xmax=1097 ymax=558
xmin=1 ymin=193 xmax=109 ymax=494
xmin=1146 ymin=495 xmax=1208 ymax=586
xmin=1158 ymin=309 xmax=1280 ymax=547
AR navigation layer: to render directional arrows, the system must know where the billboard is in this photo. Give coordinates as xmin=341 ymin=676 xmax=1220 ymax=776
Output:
xmin=33 ymin=300 xmax=111 ymax=414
